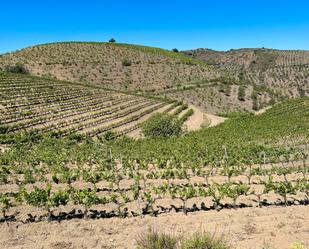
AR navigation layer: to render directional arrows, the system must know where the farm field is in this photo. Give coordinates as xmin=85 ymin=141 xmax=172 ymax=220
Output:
xmin=0 ymin=72 xmax=194 ymax=139
xmin=2 ymin=42 xmax=303 ymax=113
xmin=0 ymin=93 xmax=308 ymax=248
xmin=0 ymin=43 xmax=308 ymax=249
xmin=2 ymin=1 xmax=309 ymax=248
xmin=183 ymin=48 xmax=309 ymax=110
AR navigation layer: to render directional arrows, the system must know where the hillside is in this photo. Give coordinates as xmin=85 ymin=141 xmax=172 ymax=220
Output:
xmin=1 ymin=43 xmax=309 ymax=114
xmin=0 ymin=72 xmax=190 ymax=139
xmin=183 ymin=48 xmax=309 ymax=96
xmin=0 ymin=43 xmax=285 ymax=113
xmin=0 ymin=96 xmax=308 ymax=249
xmin=0 ymin=42 xmax=221 ymax=92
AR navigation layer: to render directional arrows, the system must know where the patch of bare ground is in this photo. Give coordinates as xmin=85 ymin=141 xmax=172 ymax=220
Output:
xmin=0 ymin=205 xmax=308 ymax=249
xmin=205 ymin=113 xmax=227 ymax=127
xmin=183 ymin=104 xmax=205 ymax=131
xmin=255 ymin=105 xmax=273 ymax=115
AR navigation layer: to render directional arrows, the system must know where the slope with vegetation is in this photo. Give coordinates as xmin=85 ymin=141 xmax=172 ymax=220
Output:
xmin=0 ymin=42 xmax=221 ymax=93
xmin=0 ymin=97 xmax=308 ymax=226
xmin=0 ymin=72 xmax=188 ymax=139
xmin=182 ymin=48 xmax=309 ymax=112
xmin=1 ymin=42 xmax=279 ymax=113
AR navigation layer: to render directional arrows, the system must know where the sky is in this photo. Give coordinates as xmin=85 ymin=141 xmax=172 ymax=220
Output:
xmin=1 ymin=0 xmax=309 ymax=53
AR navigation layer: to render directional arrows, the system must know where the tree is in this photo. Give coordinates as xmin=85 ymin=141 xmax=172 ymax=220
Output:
xmin=172 ymin=48 xmax=179 ymax=53
xmin=109 ymin=38 xmax=116 ymax=43
xmin=141 ymin=113 xmax=182 ymax=138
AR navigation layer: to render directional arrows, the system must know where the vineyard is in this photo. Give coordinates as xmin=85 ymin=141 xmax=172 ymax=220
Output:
xmin=0 ymin=72 xmax=193 ymax=139
xmin=0 ymin=97 xmax=308 ymax=225
xmin=0 ymin=45 xmax=309 ymax=249
xmin=184 ymin=48 xmax=309 ymax=88
xmin=0 ymin=42 xmax=221 ymax=92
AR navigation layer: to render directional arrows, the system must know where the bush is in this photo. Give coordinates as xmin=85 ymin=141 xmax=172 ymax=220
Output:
xmin=0 ymin=125 xmax=9 ymax=134
xmin=137 ymin=229 xmax=177 ymax=249
xmin=102 ymin=130 xmax=117 ymax=141
xmin=136 ymin=229 xmax=231 ymax=249
xmin=142 ymin=113 xmax=182 ymax=138
xmin=180 ymin=233 xmax=230 ymax=249
xmin=172 ymin=48 xmax=179 ymax=53
xmin=237 ymin=86 xmax=246 ymax=101
xmin=122 ymin=58 xmax=132 ymax=66
xmin=5 ymin=64 xmax=29 ymax=74
xmin=109 ymin=38 xmax=116 ymax=43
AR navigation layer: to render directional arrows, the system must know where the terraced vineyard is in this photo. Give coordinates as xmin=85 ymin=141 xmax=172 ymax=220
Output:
xmin=0 ymin=43 xmax=309 ymax=249
xmin=0 ymin=72 xmax=183 ymax=138
xmin=0 ymin=97 xmax=308 ymax=224
xmin=184 ymin=48 xmax=309 ymax=97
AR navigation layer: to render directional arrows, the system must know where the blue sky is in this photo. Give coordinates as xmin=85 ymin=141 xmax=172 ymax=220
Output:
xmin=1 ymin=0 xmax=309 ymax=53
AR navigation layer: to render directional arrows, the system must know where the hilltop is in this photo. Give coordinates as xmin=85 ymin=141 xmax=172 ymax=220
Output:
xmin=0 ymin=42 xmax=220 ymax=92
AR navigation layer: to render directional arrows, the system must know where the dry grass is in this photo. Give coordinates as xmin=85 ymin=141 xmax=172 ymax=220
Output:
xmin=136 ymin=228 xmax=231 ymax=249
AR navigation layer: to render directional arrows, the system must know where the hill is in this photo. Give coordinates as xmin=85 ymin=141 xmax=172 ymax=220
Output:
xmin=183 ymin=48 xmax=309 ymax=105
xmin=1 ymin=43 xmax=308 ymax=114
xmin=0 ymin=42 xmax=272 ymax=113
xmin=0 ymin=42 xmax=221 ymax=92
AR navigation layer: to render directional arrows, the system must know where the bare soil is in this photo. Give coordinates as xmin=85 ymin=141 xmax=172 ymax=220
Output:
xmin=0 ymin=205 xmax=308 ymax=249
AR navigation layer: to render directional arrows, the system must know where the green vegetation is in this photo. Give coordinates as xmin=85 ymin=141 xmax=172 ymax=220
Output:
xmin=180 ymin=233 xmax=230 ymax=249
xmin=179 ymin=109 xmax=194 ymax=124
xmin=0 ymin=98 xmax=307 ymax=224
xmin=141 ymin=113 xmax=183 ymax=138
xmin=0 ymin=72 xmax=174 ymax=138
xmin=136 ymin=229 xmax=231 ymax=249
xmin=122 ymin=58 xmax=132 ymax=66
xmin=4 ymin=64 xmax=29 ymax=74
xmin=137 ymin=229 xmax=177 ymax=249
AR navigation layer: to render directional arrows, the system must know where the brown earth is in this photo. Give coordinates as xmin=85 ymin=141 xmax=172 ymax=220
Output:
xmin=0 ymin=205 xmax=308 ymax=249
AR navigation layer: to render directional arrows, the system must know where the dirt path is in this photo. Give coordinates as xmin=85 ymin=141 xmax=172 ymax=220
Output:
xmin=205 ymin=113 xmax=227 ymax=127
xmin=183 ymin=104 xmax=205 ymax=131
xmin=184 ymin=104 xmax=226 ymax=130
xmin=0 ymin=205 xmax=308 ymax=249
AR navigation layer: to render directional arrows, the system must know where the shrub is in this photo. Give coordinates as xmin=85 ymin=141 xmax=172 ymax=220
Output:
xmin=172 ymin=48 xmax=179 ymax=53
xmin=0 ymin=125 xmax=9 ymax=134
xmin=122 ymin=58 xmax=132 ymax=66
xmin=136 ymin=229 xmax=231 ymax=249
xmin=238 ymin=86 xmax=246 ymax=101
xmin=109 ymin=38 xmax=116 ymax=43
xmin=142 ymin=113 xmax=182 ymax=138
xmin=180 ymin=233 xmax=230 ymax=249
xmin=136 ymin=228 xmax=177 ymax=249
xmin=102 ymin=130 xmax=117 ymax=141
xmin=5 ymin=64 xmax=29 ymax=74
